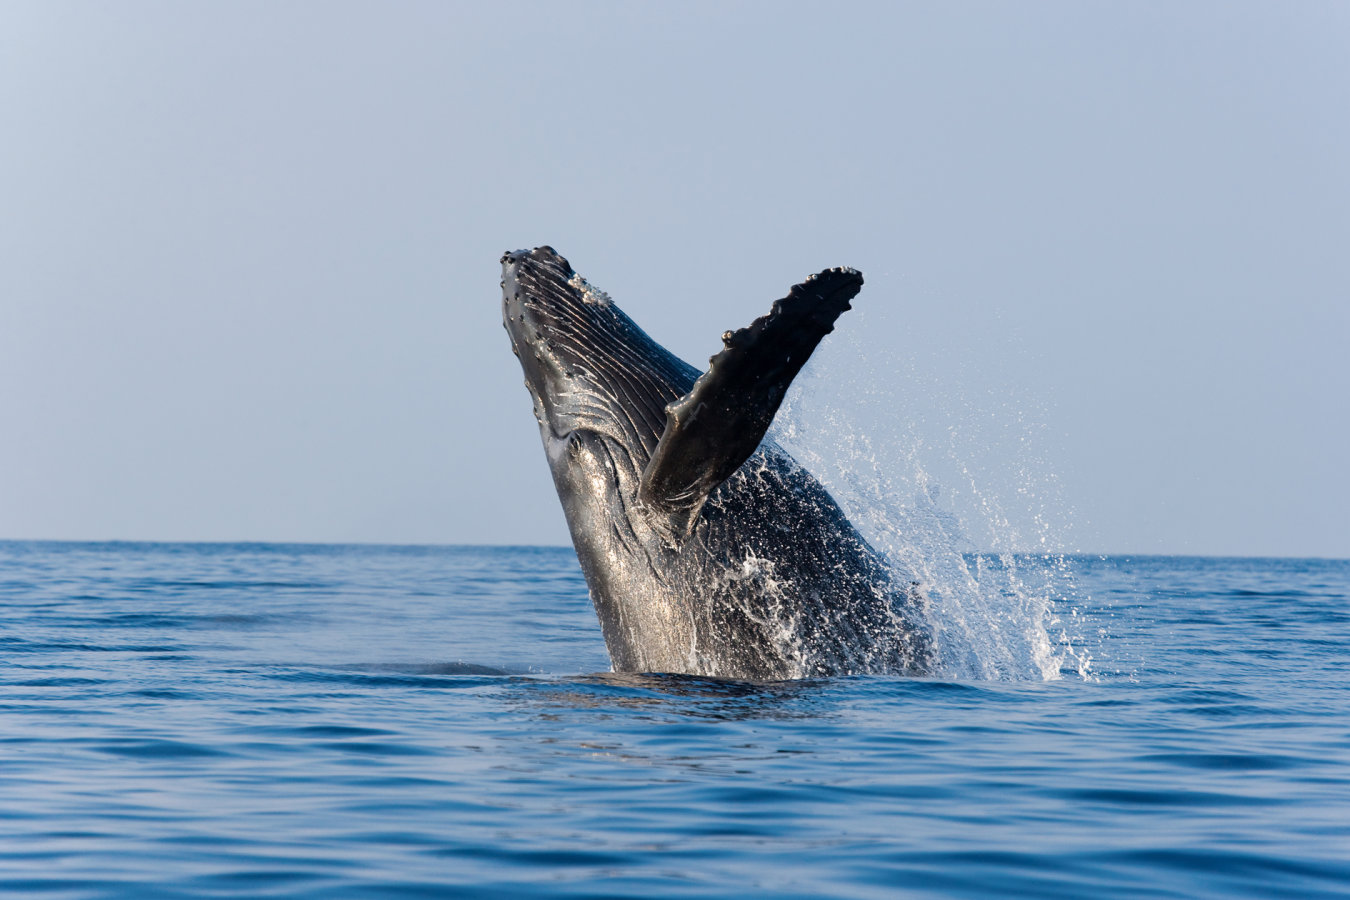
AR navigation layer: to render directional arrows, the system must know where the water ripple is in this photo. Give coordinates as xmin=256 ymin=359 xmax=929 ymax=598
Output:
xmin=0 ymin=543 xmax=1347 ymax=898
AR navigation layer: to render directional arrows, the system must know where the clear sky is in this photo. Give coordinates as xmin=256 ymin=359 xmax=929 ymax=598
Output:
xmin=2 ymin=2 xmax=1346 ymax=557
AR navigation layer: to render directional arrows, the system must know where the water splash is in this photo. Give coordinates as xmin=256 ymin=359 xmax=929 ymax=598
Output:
xmin=772 ymin=314 xmax=1094 ymax=682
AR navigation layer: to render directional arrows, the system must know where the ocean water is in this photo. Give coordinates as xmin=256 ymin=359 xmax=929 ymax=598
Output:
xmin=2 ymin=541 xmax=1348 ymax=898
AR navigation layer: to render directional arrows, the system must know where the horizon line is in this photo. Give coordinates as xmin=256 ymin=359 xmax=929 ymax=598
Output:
xmin=0 ymin=537 xmax=1345 ymax=563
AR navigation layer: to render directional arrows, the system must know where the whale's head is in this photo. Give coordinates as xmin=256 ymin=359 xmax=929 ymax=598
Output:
xmin=501 ymin=247 xmax=698 ymax=468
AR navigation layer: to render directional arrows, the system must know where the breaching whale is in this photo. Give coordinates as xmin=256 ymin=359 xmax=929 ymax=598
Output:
xmin=502 ymin=247 xmax=931 ymax=680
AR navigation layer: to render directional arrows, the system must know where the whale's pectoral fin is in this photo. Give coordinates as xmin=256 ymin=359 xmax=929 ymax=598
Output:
xmin=638 ymin=267 xmax=863 ymax=542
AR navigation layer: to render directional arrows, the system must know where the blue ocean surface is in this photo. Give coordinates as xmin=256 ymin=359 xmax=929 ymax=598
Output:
xmin=1 ymin=541 xmax=1348 ymax=898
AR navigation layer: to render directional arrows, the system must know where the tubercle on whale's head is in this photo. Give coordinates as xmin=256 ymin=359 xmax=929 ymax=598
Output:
xmin=502 ymin=247 xmax=569 ymax=433
xmin=500 ymin=246 xmax=630 ymax=444
xmin=500 ymin=245 xmax=696 ymax=482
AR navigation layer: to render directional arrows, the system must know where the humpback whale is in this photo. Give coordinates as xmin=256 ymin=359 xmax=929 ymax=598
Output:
xmin=502 ymin=247 xmax=931 ymax=680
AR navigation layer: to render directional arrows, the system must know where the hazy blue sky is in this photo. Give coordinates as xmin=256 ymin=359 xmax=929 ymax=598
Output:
xmin=2 ymin=2 xmax=1346 ymax=556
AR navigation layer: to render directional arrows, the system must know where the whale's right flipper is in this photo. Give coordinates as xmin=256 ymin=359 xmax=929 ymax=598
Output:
xmin=637 ymin=267 xmax=863 ymax=543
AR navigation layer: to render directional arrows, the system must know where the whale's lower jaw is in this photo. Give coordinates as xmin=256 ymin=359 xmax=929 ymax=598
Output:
xmin=501 ymin=246 xmax=699 ymax=463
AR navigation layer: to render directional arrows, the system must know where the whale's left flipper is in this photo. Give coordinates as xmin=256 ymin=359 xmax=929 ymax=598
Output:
xmin=638 ymin=267 xmax=863 ymax=541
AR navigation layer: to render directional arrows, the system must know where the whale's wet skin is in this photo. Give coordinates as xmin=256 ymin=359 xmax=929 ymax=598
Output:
xmin=502 ymin=247 xmax=930 ymax=679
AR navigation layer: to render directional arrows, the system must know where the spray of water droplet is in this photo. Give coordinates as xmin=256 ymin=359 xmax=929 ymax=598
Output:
xmin=772 ymin=312 xmax=1095 ymax=682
